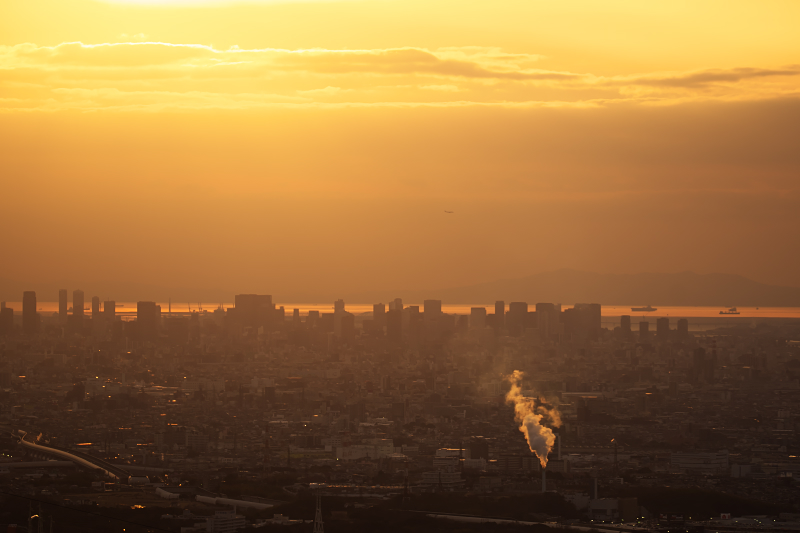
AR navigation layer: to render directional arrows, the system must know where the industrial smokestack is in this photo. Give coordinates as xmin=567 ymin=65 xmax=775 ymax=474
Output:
xmin=557 ymin=434 xmax=561 ymax=460
xmin=505 ymin=370 xmax=562 ymax=468
xmin=541 ymin=467 xmax=547 ymax=493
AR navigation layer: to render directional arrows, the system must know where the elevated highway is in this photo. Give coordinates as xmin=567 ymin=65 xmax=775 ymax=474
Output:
xmin=15 ymin=430 xmax=132 ymax=483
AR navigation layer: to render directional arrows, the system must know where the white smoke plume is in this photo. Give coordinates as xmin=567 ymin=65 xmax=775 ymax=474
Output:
xmin=505 ymin=370 xmax=562 ymax=468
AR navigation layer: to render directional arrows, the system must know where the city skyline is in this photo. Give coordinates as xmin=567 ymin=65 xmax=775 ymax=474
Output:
xmin=1 ymin=0 xmax=799 ymax=530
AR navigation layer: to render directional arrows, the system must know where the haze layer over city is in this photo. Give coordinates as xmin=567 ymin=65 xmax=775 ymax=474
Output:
xmin=1 ymin=0 xmax=800 ymax=532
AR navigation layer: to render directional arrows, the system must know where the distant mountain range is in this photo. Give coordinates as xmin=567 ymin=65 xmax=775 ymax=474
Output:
xmin=1 ymin=270 xmax=799 ymax=307
xmin=0 ymin=278 xmax=233 ymax=305
xmin=348 ymin=270 xmax=800 ymax=307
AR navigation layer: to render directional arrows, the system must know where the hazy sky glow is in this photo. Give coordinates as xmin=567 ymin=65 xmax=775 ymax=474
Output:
xmin=2 ymin=0 xmax=799 ymax=297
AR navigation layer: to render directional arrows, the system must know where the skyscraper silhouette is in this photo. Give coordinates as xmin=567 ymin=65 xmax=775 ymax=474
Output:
xmin=91 ymin=296 xmax=101 ymax=335
xmin=372 ymin=303 xmax=386 ymax=329
xmin=639 ymin=321 xmax=649 ymax=341
xmin=137 ymin=301 xmax=160 ymax=342
xmin=104 ymin=300 xmax=116 ymax=331
xmin=656 ymin=317 xmax=670 ymax=341
xmin=565 ymin=303 xmax=601 ymax=341
xmin=233 ymin=294 xmax=273 ymax=330
xmin=22 ymin=291 xmax=37 ymax=336
xmin=423 ymin=299 xmax=443 ymax=339
xmin=333 ymin=299 xmax=346 ymax=337
xmin=0 ymin=305 xmax=12 ymax=336
xmin=58 ymin=289 xmax=68 ymax=325
xmin=620 ymin=315 xmax=632 ymax=338
xmin=535 ymin=303 xmax=558 ymax=341
xmin=387 ymin=308 xmax=402 ymax=344
xmin=677 ymin=318 xmax=689 ymax=340
xmin=494 ymin=300 xmax=505 ymax=333
xmin=507 ymin=302 xmax=528 ymax=337
xmin=73 ymin=289 xmax=85 ymax=332
xmin=424 ymin=299 xmax=442 ymax=318
xmin=470 ymin=307 xmax=486 ymax=330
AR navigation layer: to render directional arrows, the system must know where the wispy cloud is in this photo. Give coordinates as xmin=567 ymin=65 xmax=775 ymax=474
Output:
xmin=420 ymin=84 xmax=461 ymax=92
xmin=0 ymin=42 xmax=553 ymax=78
xmin=616 ymin=67 xmax=800 ymax=88
xmin=0 ymin=41 xmax=797 ymax=112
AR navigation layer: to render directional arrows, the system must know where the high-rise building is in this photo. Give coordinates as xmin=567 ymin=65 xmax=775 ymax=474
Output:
xmin=372 ymin=303 xmax=386 ymax=329
xmin=507 ymin=302 xmax=528 ymax=337
xmin=73 ymin=290 xmax=84 ymax=319
xmin=423 ymin=299 xmax=443 ymax=340
xmin=494 ymin=301 xmax=505 ymax=332
xmin=103 ymin=301 xmax=116 ymax=323
xmin=470 ymin=307 xmax=487 ymax=330
xmin=307 ymin=310 xmax=320 ymax=328
xmin=639 ymin=321 xmax=649 ymax=341
xmin=72 ymin=289 xmax=85 ymax=334
xmin=620 ymin=315 xmax=632 ymax=337
xmin=333 ymin=299 xmax=346 ymax=337
xmin=340 ymin=312 xmax=355 ymax=343
xmin=424 ymin=300 xmax=442 ymax=319
xmin=677 ymin=319 xmax=689 ymax=340
xmin=0 ymin=305 xmax=13 ymax=336
xmin=389 ymin=298 xmax=403 ymax=312
xmin=535 ymin=303 xmax=558 ymax=341
xmin=233 ymin=294 xmax=273 ymax=330
xmin=579 ymin=303 xmax=601 ymax=338
xmin=22 ymin=291 xmax=37 ymax=336
xmin=387 ymin=308 xmax=402 ymax=344
xmin=59 ymin=289 xmax=68 ymax=325
xmin=656 ymin=317 xmax=670 ymax=341
xmin=564 ymin=303 xmax=602 ymax=341
xmin=91 ymin=296 xmax=101 ymax=335
xmin=137 ymin=301 xmax=161 ymax=342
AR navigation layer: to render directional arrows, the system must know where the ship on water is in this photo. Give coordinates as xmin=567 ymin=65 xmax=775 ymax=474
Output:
xmin=631 ymin=305 xmax=657 ymax=312
xmin=720 ymin=307 xmax=740 ymax=315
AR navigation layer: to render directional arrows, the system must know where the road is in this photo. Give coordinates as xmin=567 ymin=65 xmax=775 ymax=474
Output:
xmin=13 ymin=429 xmax=132 ymax=483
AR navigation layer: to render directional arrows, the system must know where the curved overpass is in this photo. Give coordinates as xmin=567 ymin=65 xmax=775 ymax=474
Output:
xmin=16 ymin=431 xmax=131 ymax=482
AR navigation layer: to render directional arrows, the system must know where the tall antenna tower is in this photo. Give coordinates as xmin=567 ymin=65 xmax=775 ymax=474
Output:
xmin=313 ymin=493 xmax=324 ymax=533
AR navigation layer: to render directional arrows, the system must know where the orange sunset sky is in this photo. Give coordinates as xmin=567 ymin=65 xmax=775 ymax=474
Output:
xmin=1 ymin=0 xmax=799 ymax=297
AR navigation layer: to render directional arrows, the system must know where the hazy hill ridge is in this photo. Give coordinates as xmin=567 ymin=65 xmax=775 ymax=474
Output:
xmin=350 ymin=270 xmax=800 ymax=307
xmin=2 ymin=270 xmax=799 ymax=307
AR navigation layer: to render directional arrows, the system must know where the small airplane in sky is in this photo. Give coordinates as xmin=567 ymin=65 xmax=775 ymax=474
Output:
xmin=444 ymin=210 xmax=454 ymax=214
